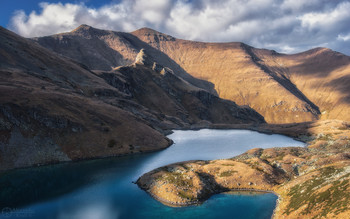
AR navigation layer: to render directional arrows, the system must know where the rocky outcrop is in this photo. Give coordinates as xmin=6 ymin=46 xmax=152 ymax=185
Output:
xmin=135 ymin=48 xmax=153 ymax=66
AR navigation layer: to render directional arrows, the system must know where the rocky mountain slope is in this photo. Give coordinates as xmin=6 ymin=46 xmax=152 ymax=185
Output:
xmin=132 ymin=28 xmax=350 ymax=124
xmin=33 ymin=25 xmax=217 ymax=95
xmin=0 ymin=26 xmax=263 ymax=171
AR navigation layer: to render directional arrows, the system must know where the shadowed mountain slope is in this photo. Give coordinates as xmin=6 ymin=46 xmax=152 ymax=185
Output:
xmin=0 ymin=26 xmax=171 ymax=170
xmin=108 ymin=49 xmax=264 ymax=126
xmin=33 ymin=24 xmax=217 ymax=95
xmin=0 ymin=27 xmax=263 ymax=171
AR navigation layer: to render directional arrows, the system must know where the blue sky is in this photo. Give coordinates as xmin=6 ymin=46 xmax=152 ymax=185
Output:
xmin=0 ymin=0 xmax=116 ymax=27
xmin=1 ymin=0 xmax=350 ymax=55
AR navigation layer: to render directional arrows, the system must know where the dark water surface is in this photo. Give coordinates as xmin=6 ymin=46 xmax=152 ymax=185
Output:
xmin=0 ymin=129 xmax=304 ymax=219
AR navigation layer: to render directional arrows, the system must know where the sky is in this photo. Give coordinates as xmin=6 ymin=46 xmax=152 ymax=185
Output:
xmin=1 ymin=0 xmax=350 ymax=55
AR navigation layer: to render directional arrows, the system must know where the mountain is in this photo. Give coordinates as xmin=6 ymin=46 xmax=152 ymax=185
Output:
xmin=0 ymin=26 xmax=263 ymax=171
xmin=0 ymin=26 xmax=169 ymax=170
xmin=34 ymin=25 xmax=350 ymax=124
xmin=32 ymin=24 xmax=217 ymax=95
xmin=132 ymin=28 xmax=350 ymax=123
xmin=18 ymin=24 xmax=350 ymax=218
xmin=251 ymin=47 xmax=350 ymax=121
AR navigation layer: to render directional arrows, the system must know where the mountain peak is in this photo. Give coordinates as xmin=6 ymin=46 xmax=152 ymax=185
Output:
xmin=71 ymin=24 xmax=94 ymax=32
xmin=295 ymin=47 xmax=340 ymax=57
xmin=132 ymin=27 xmax=176 ymax=42
xmin=133 ymin=27 xmax=162 ymax=35
xmin=70 ymin=24 xmax=108 ymax=38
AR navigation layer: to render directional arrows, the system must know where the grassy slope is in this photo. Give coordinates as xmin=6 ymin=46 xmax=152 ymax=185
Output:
xmin=132 ymin=28 xmax=350 ymax=124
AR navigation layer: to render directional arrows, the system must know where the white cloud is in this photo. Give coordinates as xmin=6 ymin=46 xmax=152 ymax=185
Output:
xmin=8 ymin=0 xmax=350 ymax=55
xmin=338 ymin=34 xmax=350 ymax=41
xmin=299 ymin=2 xmax=350 ymax=32
xmin=11 ymin=3 xmax=82 ymax=37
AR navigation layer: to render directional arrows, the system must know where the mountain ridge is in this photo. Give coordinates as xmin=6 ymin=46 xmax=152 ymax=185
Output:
xmin=131 ymin=26 xmax=350 ymax=123
xmin=32 ymin=24 xmax=218 ymax=95
xmin=0 ymin=26 xmax=264 ymax=171
xmin=25 ymin=24 xmax=350 ymax=123
xmin=33 ymin=24 xmax=350 ymax=123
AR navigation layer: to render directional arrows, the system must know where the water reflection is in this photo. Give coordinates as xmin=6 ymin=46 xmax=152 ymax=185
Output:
xmin=0 ymin=129 xmax=304 ymax=219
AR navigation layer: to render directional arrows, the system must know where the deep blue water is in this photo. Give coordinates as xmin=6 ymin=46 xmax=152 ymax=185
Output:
xmin=0 ymin=129 xmax=304 ymax=219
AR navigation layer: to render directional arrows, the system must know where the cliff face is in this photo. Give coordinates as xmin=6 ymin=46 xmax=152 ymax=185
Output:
xmin=0 ymin=27 xmax=263 ymax=171
xmin=132 ymin=28 xmax=350 ymax=124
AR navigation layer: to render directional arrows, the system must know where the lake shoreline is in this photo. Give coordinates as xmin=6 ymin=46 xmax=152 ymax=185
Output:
xmin=139 ymin=178 xmax=282 ymax=219
xmin=1 ymin=128 xmax=303 ymax=218
xmin=142 ymin=186 xmax=279 ymax=208
xmin=0 ymin=122 xmax=310 ymax=174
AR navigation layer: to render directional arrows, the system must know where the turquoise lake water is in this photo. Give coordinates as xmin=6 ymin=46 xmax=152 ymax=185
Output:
xmin=0 ymin=129 xmax=305 ymax=219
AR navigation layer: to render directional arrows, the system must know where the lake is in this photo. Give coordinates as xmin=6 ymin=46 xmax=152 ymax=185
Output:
xmin=0 ymin=129 xmax=305 ymax=219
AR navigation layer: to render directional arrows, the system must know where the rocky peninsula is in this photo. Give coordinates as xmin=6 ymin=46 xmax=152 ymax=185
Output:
xmin=137 ymin=120 xmax=350 ymax=218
